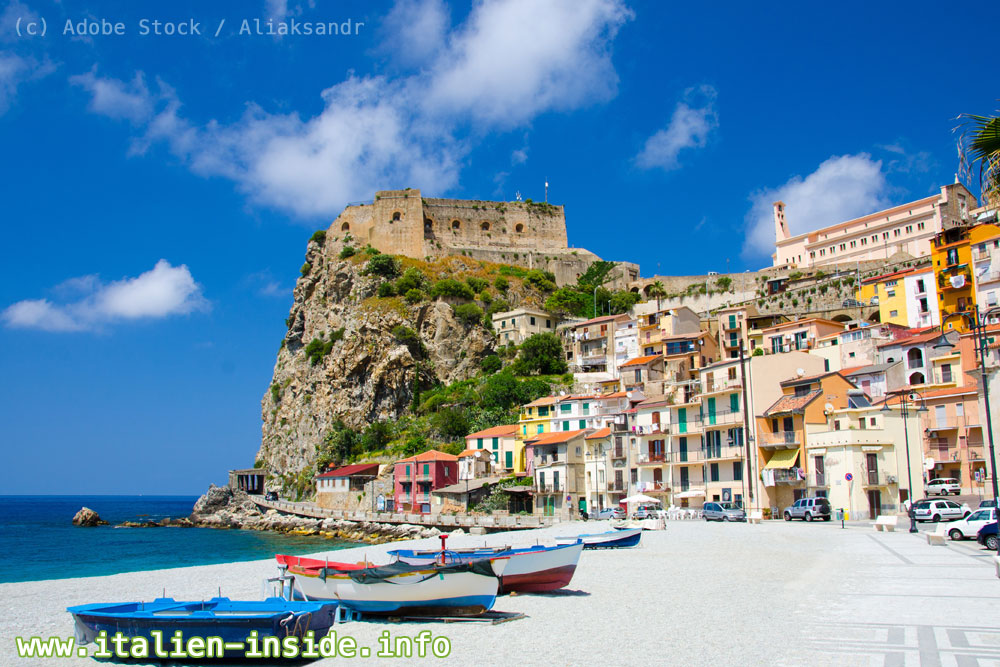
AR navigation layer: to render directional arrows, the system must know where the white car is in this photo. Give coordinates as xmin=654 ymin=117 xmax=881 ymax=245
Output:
xmin=948 ymin=508 xmax=997 ymax=540
xmin=926 ymin=478 xmax=961 ymax=496
xmin=913 ymin=499 xmax=970 ymax=522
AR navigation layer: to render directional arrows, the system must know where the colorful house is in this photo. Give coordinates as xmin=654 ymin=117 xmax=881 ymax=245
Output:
xmin=464 ymin=424 xmax=518 ymax=474
xmin=527 ymin=429 xmax=589 ymax=519
xmin=393 ymin=451 xmax=458 ymax=514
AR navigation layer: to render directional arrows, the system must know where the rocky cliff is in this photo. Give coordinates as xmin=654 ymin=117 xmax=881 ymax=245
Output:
xmin=254 ymin=234 xmax=542 ymax=494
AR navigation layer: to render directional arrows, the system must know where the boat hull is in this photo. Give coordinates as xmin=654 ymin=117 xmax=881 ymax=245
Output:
xmin=556 ymin=528 xmax=642 ymax=549
xmin=389 ymin=543 xmax=583 ymax=594
xmin=67 ymin=598 xmax=337 ymax=655
xmin=283 ymin=561 xmax=500 ymax=616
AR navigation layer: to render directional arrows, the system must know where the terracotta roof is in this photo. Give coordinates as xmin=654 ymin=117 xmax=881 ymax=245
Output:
xmin=861 ymin=266 xmax=930 ymax=284
xmin=637 ymin=395 xmax=670 ymax=408
xmin=457 ymin=448 xmax=487 ymax=458
xmin=465 ymin=424 xmax=517 ymax=439
xmin=917 ymin=386 xmax=980 ymax=400
xmin=620 ymin=354 xmax=662 ymax=368
xmin=575 ymin=314 xmax=620 ymax=327
xmin=395 ymin=450 xmax=459 ymax=464
xmin=316 ymin=463 xmax=380 ymax=479
xmin=585 ymin=427 xmax=611 ymax=440
xmin=780 ymin=371 xmax=838 ymax=386
xmin=761 ymin=318 xmax=844 ymax=334
xmin=838 ymin=365 xmax=869 ymax=377
xmin=524 ymin=429 xmax=589 ymax=445
xmin=877 ymin=329 xmax=952 ymax=348
xmin=763 ymin=390 xmax=822 ymax=416
xmin=601 ymin=391 xmax=629 ymax=399
xmin=523 ymin=395 xmax=559 ymax=408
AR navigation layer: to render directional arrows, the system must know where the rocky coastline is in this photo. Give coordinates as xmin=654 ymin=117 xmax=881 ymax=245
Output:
xmin=186 ymin=484 xmax=441 ymax=545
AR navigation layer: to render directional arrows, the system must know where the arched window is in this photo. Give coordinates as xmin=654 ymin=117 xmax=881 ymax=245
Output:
xmin=341 ymin=222 xmax=350 ymax=232
xmin=424 ymin=218 xmax=433 ymax=233
xmin=452 ymin=220 xmax=461 ymax=230
xmin=515 ymin=223 xmax=524 ymax=233
xmin=909 ymin=371 xmax=925 ymax=385
xmin=907 ymin=348 xmax=923 ymax=369
xmin=392 ymin=211 xmax=402 ymax=222
xmin=481 ymin=221 xmax=490 ymax=231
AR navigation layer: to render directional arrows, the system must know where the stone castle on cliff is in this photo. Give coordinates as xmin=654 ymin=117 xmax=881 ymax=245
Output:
xmin=328 ymin=188 xmax=639 ymax=287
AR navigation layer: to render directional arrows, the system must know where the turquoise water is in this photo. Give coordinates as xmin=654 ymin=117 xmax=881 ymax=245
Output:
xmin=0 ymin=496 xmax=354 ymax=583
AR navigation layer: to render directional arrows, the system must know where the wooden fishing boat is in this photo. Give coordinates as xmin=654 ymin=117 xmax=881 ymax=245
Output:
xmin=387 ymin=542 xmax=584 ymax=593
xmin=554 ymin=527 xmax=642 ymax=549
xmin=275 ymin=554 xmax=506 ymax=616
xmin=67 ymin=597 xmax=339 ymax=655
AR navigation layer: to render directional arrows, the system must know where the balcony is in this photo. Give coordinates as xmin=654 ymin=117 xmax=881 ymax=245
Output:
xmin=637 ymin=453 xmax=667 ymax=465
xmin=607 ymin=480 xmax=624 ymax=492
xmin=611 ymin=448 xmax=626 ymax=460
xmin=773 ymin=468 xmax=804 ymax=484
xmin=667 ymin=450 xmax=704 ymax=464
xmin=758 ymin=431 xmax=801 ymax=449
xmin=702 ymin=378 xmax=743 ymax=395
xmin=723 ymin=318 xmax=741 ymax=331
xmin=415 ymin=472 xmax=432 ymax=481
xmin=702 ymin=409 xmax=744 ymax=427
xmin=634 ymin=423 xmax=669 ymax=435
xmin=704 ymin=445 xmax=744 ymax=460
xmin=862 ymin=473 xmax=898 ymax=487
xmin=811 ymin=473 xmax=827 ymax=487
xmin=534 ymin=484 xmax=561 ymax=494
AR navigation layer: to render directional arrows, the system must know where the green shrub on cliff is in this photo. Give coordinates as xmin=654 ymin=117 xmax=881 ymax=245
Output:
xmin=481 ymin=354 xmax=502 ymax=374
xmin=364 ymin=254 xmax=400 ymax=278
xmin=395 ymin=267 xmax=427 ymax=293
xmin=403 ymin=288 xmax=425 ymax=304
xmin=452 ymin=302 xmax=484 ymax=325
xmin=493 ymin=276 xmax=509 ymax=292
xmin=431 ymin=278 xmax=475 ymax=300
xmin=304 ymin=328 xmax=343 ymax=366
xmin=512 ymin=332 xmax=568 ymax=375
xmin=525 ymin=269 xmax=557 ymax=292
xmin=465 ymin=276 xmax=489 ymax=293
xmin=377 ymin=282 xmax=397 ymax=298
xmin=300 ymin=262 xmax=312 ymax=276
xmin=339 ymin=246 xmax=356 ymax=259
xmin=309 ymin=230 xmax=326 ymax=245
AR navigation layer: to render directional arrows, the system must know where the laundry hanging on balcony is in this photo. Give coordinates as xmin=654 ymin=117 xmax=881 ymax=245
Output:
xmin=950 ymin=274 xmax=966 ymax=289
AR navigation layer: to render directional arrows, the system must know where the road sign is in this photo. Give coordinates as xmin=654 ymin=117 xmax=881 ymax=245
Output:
xmin=845 ymin=472 xmax=854 ymax=482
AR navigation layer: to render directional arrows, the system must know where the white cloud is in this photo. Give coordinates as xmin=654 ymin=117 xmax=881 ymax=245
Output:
xmin=511 ymin=147 xmax=528 ymax=165
xmin=381 ymin=0 xmax=450 ymax=67
xmin=0 ymin=50 xmax=53 ymax=115
xmin=245 ymin=269 xmax=290 ymax=298
xmin=0 ymin=1 xmax=39 ymax=42
xmin=69 ymin=69 xmax=154 ymax=123
xmin=425 ymin=0 xmax=631 ymax=128
xmin=70 ymin=0 xmax=632 ymax=218
xmin=877 ymin=141 xmax=933 ymax=175
xmin=742 ymin=153 xmax=891 ymax=259
xmin=636 ymin=85 xmax=718 ymax=170
xmin=2 ymin=260 xmax=209 ymax=332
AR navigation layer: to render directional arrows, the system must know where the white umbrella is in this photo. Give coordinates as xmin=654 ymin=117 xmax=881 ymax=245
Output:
xmin=621 ymin=493 xmax=661 ymax=505
xmin=675 ymin=489 xmax=706 ymax=499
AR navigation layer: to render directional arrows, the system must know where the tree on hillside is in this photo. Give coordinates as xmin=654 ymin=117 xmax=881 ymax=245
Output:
xmin=513 ymin=332 xmax=568 ymax=375
xmin=646 ymin=281 xmax=667 ymax=311
xmin=544 ymin=287 xmax=590 ymax=317
xmin=958 ymin=109 xmax=1000 ymax=207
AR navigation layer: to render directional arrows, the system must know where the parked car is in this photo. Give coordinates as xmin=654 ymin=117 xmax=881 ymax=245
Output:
xmin=947 ymin=508 xmax=997 ymax=540
xmin=842 ymin=298 xmax=863 ymax=308
xmin=926 ymin=478 xmax=961 ymax=496
xmin=913 ymin=499 xmax=970 ymax=522
xmin=977 ymin=522 xmax=998 ymax=551
xmin=597 ymin=507 xmax=625 ymax=520
xmin=979 ymin=499 xmax=997 ymax=509
xmin=783 ymin=497 xmax=832 ymax=522
xmin=632 ymin=505 xmax=659 ymax=520
xmin=703 ymin=502 xmax=746 ymax=522
xmin=264 ymin=491 xmax=278 ymax=501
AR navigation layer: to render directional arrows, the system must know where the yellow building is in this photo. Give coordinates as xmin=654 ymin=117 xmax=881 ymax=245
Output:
xmin=932 ymin=227 xmax=976 ymax=331
xmin=858 ymin=270 xmax=910 ymax=326
xmin=515 ymin=396 xmax=558 ymax=473
xmin=856 ymin=266 xmax=938 ymax=328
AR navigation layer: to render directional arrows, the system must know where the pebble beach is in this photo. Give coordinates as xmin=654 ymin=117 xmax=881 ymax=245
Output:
xmin=3 ymin=520 xmax=998 ymax=665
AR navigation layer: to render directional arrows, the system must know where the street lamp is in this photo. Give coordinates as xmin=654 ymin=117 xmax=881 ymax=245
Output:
xmin=935 ymin=306 xmax=1000 ymax=556
xmin=881 ymin=389 xmax=928 ymax=533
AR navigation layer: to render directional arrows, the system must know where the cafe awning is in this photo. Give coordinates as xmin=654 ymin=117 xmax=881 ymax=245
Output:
xmin=763 ymin=449 xmax=800 ymax=470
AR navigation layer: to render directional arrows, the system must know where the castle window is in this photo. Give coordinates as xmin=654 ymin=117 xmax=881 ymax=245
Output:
xmin=481 ymin=221 xmax=490 ymax=231
xmin=452 ymin=220 xmax=461 ymax=231
xmin=424 ymin=218 xmax=433 ymax=233
xmin=341 ymin=222 xmax=350 ymax=232
xmin=515 ymin=223 xmax=524 ymax=233
xmin=392 ymin=211 xmax=402 ymax=222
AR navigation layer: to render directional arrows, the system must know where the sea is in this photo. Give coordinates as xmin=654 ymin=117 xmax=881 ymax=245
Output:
xmin=0 ymin=496 xmax=355 ymax=584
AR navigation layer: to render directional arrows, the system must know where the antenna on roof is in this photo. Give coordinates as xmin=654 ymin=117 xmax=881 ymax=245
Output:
xmin=515 ymin=191 xmax=522 ymax=202
xmin=545 ymin=180 xmax=549 ymax=203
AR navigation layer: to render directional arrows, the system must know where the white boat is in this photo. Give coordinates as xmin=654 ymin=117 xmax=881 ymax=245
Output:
xmin=276 ymin=555 xmax=506 ymax=616
xmin=388 ymin=542 xmax=584 ymax=593
xmin=555 ymin=527 xmax=642 ymax=549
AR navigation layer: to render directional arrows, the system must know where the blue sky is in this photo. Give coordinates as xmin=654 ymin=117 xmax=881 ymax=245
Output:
xmin=1 ymin=0 xmax=996 ymax=494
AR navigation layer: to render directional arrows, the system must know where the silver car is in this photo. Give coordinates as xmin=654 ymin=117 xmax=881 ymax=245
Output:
xmin=783 ymin=497 xmax=833 ymax=521
xmin=703 ymin=502 xmax=746 ymax=522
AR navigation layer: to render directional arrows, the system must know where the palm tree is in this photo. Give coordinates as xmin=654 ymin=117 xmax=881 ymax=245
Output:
xmin=646 ymin=281 xmax=667 ymax=311
xmin=957 ymin=109 xmax=1000 ymax=207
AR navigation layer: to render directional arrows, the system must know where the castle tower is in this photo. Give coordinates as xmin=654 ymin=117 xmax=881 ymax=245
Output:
xmin=773 ymin=201 xmax=790 ymax=242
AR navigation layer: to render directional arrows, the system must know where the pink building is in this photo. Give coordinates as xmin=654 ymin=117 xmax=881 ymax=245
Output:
xmin=394 ymin=450 xmax=458 ymax=514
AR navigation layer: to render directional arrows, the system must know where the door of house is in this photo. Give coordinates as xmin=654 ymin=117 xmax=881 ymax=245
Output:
xmin=867 ymin=490 xmax=881 ymax=519
xmin=680 ymin=467 xmax=690 ymax=491
xmin=707 ymin=397 xmax=717 ymax=425
xmin=653 ymin=468 xmax=663 ymax=486
xmin=678 ymin=408 xmax=688 ymax=434
xmin=679 ymin=437 xmax=688 ymax=462
xmin=614 ymin=469 xmax=623 ymax=490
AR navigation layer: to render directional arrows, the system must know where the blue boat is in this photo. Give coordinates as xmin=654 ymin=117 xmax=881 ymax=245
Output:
xmin=67 ymin=597 xmax=340 ymax=656
xmin=554 ymin=527 xmax=642 ymax=549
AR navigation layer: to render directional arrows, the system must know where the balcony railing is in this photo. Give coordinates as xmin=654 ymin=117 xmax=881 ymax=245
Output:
xmin=702 ymin=409 xmax=744 ymax=427
xmin=611 ymin=448 xmax=626 ymax=460
xmin=704 ymin=445 xmax=744 ymax=460
xmin=607 ymin=481 xmax=624 ymax=491
xmin=667 ymin=450 xmax=704 ymax=463
xmin=637 ymin=453 xmax=667 ymax=465
xmin=773 ymin=468 xmax=804 ymax=484
xmin=811 ymin=473 xmax=826 ymax=487
xmin=703 ymin=378 xmax=743 ymax=394
xmin=759 ymin=431 xmax=800 ymax=448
